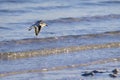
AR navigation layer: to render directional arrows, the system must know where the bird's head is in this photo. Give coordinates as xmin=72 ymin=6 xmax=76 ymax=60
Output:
xmin=39 ymin=20 xmax=48 ymax=28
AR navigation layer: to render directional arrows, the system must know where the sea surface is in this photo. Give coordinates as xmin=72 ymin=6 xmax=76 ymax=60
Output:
xmin=0 ymin=0 xmax=120 ymax=41
xmin=0 ymin=0 xmax=120 ymax=80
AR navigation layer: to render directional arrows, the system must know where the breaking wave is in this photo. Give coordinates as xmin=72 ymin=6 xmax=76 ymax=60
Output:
xmin=0 ymin=30 xmax=120 ymax=60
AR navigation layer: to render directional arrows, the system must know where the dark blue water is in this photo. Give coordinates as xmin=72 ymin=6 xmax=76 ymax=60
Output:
xmin=0 ymin=0 xmax=120 ymax=41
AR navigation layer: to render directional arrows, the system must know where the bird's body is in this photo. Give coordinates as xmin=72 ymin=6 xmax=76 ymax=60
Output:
xmin=28 ymin=20 xmax=47 ymax=36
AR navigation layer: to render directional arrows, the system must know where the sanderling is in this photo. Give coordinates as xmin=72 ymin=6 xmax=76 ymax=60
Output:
xmin=28 ymin=20 xmax=47 ymax=36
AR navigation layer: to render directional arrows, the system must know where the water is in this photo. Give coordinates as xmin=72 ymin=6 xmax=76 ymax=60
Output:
xmin=0 ymin=0 xmax=120 ymax=41
xmin=0 ymin=0 xmax=120 ymax=80
xmin=1 ymin=48 xmax=120 ymax=80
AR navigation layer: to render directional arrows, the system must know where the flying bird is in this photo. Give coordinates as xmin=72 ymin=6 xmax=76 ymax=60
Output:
xmin=28 ymin=20 xmax=47 ymax=36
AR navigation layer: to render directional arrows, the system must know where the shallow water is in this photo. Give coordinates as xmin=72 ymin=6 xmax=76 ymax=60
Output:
xmin=1 ymin=48 xmax=120 ymax=80
xmin=0 ymin=0 xmax=120 ymax=80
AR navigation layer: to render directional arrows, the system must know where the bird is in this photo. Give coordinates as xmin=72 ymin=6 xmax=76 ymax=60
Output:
xmin=28 ymin=20 xmax=47 ymax=36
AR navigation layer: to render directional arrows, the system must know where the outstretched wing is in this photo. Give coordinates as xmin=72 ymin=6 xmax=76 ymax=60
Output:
xmin=29 ymin=21 xmax=40 ymax=31
xmin=34 ymin=26 xmax=38 ymax=36
xmin=37 ymin=26 xmax=42 ymax=35
xmin=29 ymin=20 xmax=43 ymax=36
xmin=34 ymin=20 xmax=41 ymax=26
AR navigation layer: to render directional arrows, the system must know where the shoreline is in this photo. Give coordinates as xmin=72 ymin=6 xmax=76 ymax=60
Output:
xmin=0 ymin=42 xmax=120 ymax=60
xmin=0 ymin=57 xmax=120 ymax=77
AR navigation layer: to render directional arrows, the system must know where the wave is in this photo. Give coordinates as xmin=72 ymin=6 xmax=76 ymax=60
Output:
xmin=1 ymin=42 xmax=120 ymax=60
xmin=101 ymin=1 xmax=120 ymax=4
xmin=47 ymin=14 xmax=120 ymax=24
xmin=28 ymin=5 xmax=71 ymax=11
xmin=0 ymin=9 xmax=30 ymax=15
xmin=0 ymin=0 xmax=30 ymax=4
xmin=3 ymin=14 xmax=120 ymax=25
xmin=0 ymin=30 xmax=120 ymax=60
xmin=0 ymin=30 xmax=120 ymax=45
xmin=82 ymin=1 xmax=120 ymax=6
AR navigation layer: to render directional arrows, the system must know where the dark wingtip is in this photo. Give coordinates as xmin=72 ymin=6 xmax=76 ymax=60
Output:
xmin=35 ymin=33 xmax=39 ymax=36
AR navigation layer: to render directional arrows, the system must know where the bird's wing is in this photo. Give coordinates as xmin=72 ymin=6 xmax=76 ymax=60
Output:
xmin=37 ymin=26 xmax=41 ymax=35
xmin=29 ymin=21 xmax=39 ymax=31
xmin=34 ymin=26 xmax=39 ymax=36
xmin=35 ymin=21 xmax=41 ymax=26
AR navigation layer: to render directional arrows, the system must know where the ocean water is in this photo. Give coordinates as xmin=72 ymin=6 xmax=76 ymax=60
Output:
xmin=0 ymin=0 xmax=120 ymax=41
xmin=1 ymin=1 xmax=120 ymax=80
